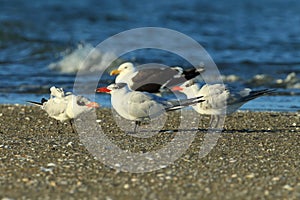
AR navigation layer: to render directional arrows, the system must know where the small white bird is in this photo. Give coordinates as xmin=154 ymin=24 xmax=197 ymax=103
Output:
xmin=27 ymin=86 xmax=100 ymax=132
xmin=110 ymin=62 xmax=204 ymax=93
xmin=172 ymin=80 xmax=274 ymax=128
xmin=96 ymin=83 xmax=205 ymax=133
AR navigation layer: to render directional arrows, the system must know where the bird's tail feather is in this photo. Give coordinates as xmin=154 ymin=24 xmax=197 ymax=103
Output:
xmin=26 ymin=101 xmax=43 ymax=106
xmin=166 ymin=96 xmax=205 ymax=111
xmin=241 ymin=89 xmax=275 ymax=102
xmin=26 ymin=98 xmax=48 ymax=106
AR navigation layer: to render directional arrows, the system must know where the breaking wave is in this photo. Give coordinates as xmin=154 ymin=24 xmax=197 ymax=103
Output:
xmin=48 ymin=43 xmax=121 ymax=74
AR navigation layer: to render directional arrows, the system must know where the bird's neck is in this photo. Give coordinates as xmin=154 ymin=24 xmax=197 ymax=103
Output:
xmin=111 ymin=88 xmax=128 ymax=98
xmin=183 ymin=85 xmax=200 ymax=98
xmin=116 ymin=69 xmax=136 ymax=84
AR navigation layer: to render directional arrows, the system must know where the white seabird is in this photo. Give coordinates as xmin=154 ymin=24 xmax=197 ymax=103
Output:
xmin=172 ymin=80 xmax=274 ymax=128
xmin=27 ymin=86 xmax=99 ymax=132
xmin=96 ymin=83 xmax=205 ymax=133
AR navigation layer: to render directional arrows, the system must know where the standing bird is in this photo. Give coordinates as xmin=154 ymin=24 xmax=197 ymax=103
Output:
xmin=109 ymin=62 xmax=204 ymax=93
xmin=96 ymin=83 xmax=205 ymax=133
xmin=27 ymin=86 xmax=100 ymax=132
xmin=172 ymin=80 xmax=275 ymax=128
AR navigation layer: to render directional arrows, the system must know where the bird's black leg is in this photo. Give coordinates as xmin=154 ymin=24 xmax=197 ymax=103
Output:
xmin=69 ymin=119 xmax=76 ymax=133
xmin=133 ymin=121 xmax=141 ymax=134
xmin=209 ymin=115 xmax=216 ymax=128
xmin=215 ymin=115 xmax=221 ymax=130
xmin=56 ymin=121 xmax=61 ymax=134
xmin=209 ymin=115 xmax=223 ymax=132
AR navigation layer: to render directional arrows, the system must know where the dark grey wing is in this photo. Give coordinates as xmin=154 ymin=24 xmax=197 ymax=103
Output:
xmin=130 ymin=64 xmax=204 ymax=93
xmin=131 ymin=67 xmax=179 ymax=92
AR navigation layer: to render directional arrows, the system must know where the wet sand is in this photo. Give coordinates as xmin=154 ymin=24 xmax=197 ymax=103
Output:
xmin=0 ymin=105 xmax=299 ymax=200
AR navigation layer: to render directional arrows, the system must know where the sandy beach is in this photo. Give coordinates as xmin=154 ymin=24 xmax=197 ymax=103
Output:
xmin=0 ymin=105 xmax=299 ymax=200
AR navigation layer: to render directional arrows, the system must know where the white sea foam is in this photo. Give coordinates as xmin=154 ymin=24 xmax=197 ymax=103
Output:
xmin=48 ymin=43 xmax=119 ymax=74
xmin=222 ymin=72 xmax=300 ymax=89
xmin=275 ymin=72 xmax=300 ymax=89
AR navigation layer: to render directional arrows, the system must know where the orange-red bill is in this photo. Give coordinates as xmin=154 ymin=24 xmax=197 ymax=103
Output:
xmin=96 ymin=87 xmax=111 ymax=93
xmin=86 ymin=102 xmax=100 ymax=108
xmin=171 ymin=86 xmax=183 ymax=91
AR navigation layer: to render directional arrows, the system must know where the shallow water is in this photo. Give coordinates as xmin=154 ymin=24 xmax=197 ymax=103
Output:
xmin=0 ymin=0 xmax=299 ymax=111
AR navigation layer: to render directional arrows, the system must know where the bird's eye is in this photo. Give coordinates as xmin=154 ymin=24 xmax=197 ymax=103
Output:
xmin=124 ymin=66 xmax=128 ymax=69
xmin=113 ymin=85 xmax=119 ymax=89
xmin=77 ymin=100 xmax=85 ymax=106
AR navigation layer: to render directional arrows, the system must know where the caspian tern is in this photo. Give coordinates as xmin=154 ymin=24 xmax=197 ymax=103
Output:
xmin=109 ymin=62 xmax=204 ymax=93
xmin=96 ymin=83 xmax=205 ymax=133
xmin=27 ymin=86 xmax=99 ymax=132
xmin=172 ymin=80 xmax=275 ymax=128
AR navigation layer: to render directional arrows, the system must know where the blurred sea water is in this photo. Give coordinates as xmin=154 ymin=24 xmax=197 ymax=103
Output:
xmin=0 ymin=0 xmax=299 ymax=111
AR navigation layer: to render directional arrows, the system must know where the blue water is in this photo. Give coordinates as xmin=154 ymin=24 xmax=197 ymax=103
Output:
xmin=0 ymin=0 xmax=299 ymax=111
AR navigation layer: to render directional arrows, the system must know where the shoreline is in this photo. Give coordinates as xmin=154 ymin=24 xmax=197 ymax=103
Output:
xmin=1 ymin=103 xmax=299 ymax=113
xmin=0 ymin=105 xmax=299 ymax=199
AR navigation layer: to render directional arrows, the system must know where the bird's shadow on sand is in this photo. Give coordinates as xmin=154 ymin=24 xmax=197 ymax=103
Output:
xmin=126 ymin=128 xmax=283 ymax=135
xmin=222 ymin=128 xmax=283 ymax=134
xmin=125 ymin=128 xmax=214 ymax=135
